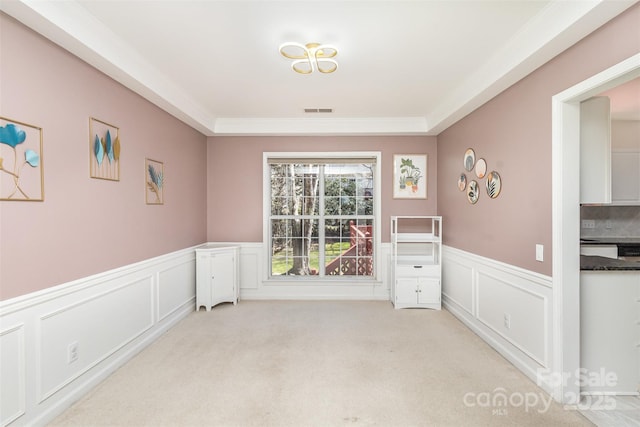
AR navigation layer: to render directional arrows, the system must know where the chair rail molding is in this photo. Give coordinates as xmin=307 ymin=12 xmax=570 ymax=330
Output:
xmin=0 ymin=245 xmax=199 ymax=427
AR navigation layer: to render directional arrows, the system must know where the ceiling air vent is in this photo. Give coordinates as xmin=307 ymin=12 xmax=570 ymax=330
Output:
xmin=304 ymin=108 xmax=333 ymax=113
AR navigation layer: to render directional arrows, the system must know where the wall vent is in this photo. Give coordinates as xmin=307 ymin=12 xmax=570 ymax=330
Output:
xmin=304 ymin=108 xmax=333 ymax=113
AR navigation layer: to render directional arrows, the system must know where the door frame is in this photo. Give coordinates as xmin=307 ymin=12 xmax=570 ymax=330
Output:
xmin=551 ymin=53 xmax=640 ymax=404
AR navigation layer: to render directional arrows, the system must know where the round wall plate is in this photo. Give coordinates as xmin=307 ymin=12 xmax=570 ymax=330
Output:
xmin=463 ymin=148 xmax=475 ymax=172
xmin=486 ymin=171 xmax=502 ymax=198
xmin=467 ymin=180 xmax=479 ymax=204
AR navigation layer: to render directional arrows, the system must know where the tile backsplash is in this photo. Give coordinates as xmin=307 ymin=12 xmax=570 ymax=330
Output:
xmin=581 ymin=206 xmax=640 ymax=237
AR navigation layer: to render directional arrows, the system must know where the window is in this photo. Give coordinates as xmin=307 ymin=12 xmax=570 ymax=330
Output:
xmin=265 ymin=153 xmax=379 ymax=279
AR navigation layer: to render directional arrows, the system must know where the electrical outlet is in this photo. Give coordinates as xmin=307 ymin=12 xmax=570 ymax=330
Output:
xmin=503 ymin=313 xmax=511 ymax=329
xmin=582 ymin=219 xmax=596 ymax=229
xmin=536 ymin=244 xmax=544 ymax=262
xmin=68 ymin=342 xmax=79 ymax=364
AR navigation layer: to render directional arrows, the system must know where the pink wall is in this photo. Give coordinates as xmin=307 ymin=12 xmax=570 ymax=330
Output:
xmin=437 ymin=4 xmax=640 ymax=276
xmin=0 ymin=14 xmax=208 ymax=301
xmin=3 ymin=3 xmax=637 ymax=299
xmin=206 ymin=136 xmax=437 ymax=242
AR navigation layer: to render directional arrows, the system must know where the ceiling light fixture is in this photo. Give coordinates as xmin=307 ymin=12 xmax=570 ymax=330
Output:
xmin=279 ymin=42 xmax=338 ymax=74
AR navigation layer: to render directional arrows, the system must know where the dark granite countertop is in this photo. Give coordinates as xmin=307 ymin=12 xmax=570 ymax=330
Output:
xmin=580 ymin=237 xmax=640 ymax=245
xmin=581 ymin=255 xmax=640 ymax=271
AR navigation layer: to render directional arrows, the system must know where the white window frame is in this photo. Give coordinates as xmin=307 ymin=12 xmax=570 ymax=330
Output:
xmin=263 ymin=151 xmax=382 ymax=283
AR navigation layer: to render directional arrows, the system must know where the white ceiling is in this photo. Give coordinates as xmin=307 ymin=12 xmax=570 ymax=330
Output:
xmin=1 ymin=0 xmax=637 ymax=136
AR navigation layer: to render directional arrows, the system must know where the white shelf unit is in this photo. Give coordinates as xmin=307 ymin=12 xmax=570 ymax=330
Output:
xmin=390 ymin=216 xmax=442 ymax=309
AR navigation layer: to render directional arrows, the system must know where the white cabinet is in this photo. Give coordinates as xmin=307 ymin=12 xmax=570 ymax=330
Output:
xmin=612 ymin=151 xmax=640 ymax=204
xmin=391 ymin=216 xmax=442 ymax=309
xmin=195 ymin=244 xmax=239 ymax=311
xmin=580 ymin=96 xmax=611 ymax=204
xmin=580 ymin=271 xmax=640 ymax=393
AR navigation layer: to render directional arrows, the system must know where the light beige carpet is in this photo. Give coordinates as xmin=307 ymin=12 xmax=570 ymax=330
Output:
xmin=50 ymin=301 xmax=591 ymax=426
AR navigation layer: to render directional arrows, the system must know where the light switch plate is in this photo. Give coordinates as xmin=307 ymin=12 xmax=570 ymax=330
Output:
xmin=536 ymin=244 xmax=544 ymax=262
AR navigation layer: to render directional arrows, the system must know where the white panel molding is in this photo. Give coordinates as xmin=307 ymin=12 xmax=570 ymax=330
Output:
xmin=157 ymin=259 xmax=196 ymax=321
xmin=0 ymin=324 xmax=26 ymax=427
xmin=239 ymin=243 xmax=262 ymax=291
xmin=441 ymin=257 xmax=474 ymax=316
xmin=0 ymin=245 xmax=199 ymax=426
xmin=442 ymin=245 xmax=554 ymax=396
xmin=444 ymin=245 xmax=553 ymax=288
xmin=476 ymin=271 xmax=548 ymax=366
xmin=37 ymin=276 xmax=155 ymax=402
xmin=218 ymin=242 xmax=391 ymax=301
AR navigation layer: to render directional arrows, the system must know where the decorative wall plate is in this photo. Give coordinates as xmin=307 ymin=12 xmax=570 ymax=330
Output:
xmin=458 ymin=173 xmax=467 ymax=191
xmin=463 ymin=148 xmax=475 ymax=171
xmin=475 ymin=158 xmax=487 ymax=179
xmin=467 ymin=180 xmax=479 ymax=204
xmin=486 ymin=171 xmax=502 ymax=198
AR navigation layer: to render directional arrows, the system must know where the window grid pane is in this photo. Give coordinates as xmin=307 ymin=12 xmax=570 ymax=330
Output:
xmin=324 ymin=219 xmax=373 ymax=276
xmin=270 ymin=162 xmax=374 ymax=278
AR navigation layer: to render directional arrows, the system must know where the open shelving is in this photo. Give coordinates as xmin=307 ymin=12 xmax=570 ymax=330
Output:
xmin=390 ymin=216 xmax=442 ymax=309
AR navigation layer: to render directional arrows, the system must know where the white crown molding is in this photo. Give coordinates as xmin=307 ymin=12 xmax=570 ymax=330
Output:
xmin=426 ymin=0 xmax=638 ymax=135
xmin=0 ymin=0 xmax=217 ymax=135
xmin=1 ymin=0 xmax=636 ymax=136
xmin=213 ymin=117 xmax=430 ymax=136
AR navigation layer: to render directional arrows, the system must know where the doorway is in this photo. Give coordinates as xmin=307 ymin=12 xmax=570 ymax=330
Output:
xmin=552 ymin=53 xmax=640 ymax=404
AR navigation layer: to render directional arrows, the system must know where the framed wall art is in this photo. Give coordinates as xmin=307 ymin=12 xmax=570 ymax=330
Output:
xmin=457 ymin=148 xmax=503 ymax=203
xmin=393 ymin=154 xmax=427 ymax=199
xmin=458 ymin=173 xmax=467 ymax=191
xmin=475 ymin=158 xmax=487 ymax=178
xmin=145 ymin=158 xmax=164 ymax=205
xmin=89 ymin=117 xmax=120 ymax=181
xmin=0 ymin=117 xmax=44 ymax=201
xmin=467 ymin=180 xmax=479 ymax=204
xmin=463 ymin=148 xmax=475 ymax=171
xmin=486 ymin=171 xmax=502 ymax=198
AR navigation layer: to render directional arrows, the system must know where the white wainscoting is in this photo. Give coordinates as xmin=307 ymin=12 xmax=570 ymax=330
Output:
xmin=232 ymin=242 xmax=391 ymax=301
xmin=0 ymin=246 xmax=198 ymax=427
xmin=442 ymin=245 xmax=554 ymax=395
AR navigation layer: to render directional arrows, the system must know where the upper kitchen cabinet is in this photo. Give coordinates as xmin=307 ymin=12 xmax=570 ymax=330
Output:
xmin=611 ymin=120 xmax=640 ymax=205
xmin=580 ymin=96 xmax=611 ymax=204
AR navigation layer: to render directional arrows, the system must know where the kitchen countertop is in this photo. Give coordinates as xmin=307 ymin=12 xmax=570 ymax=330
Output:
xmin=581 ymin=255 xmax=640 ymax=271
xmin=580 ymin=237 xmax=640 ymax=271
xmin=580 ymin=237 xmax=640 ymax=245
